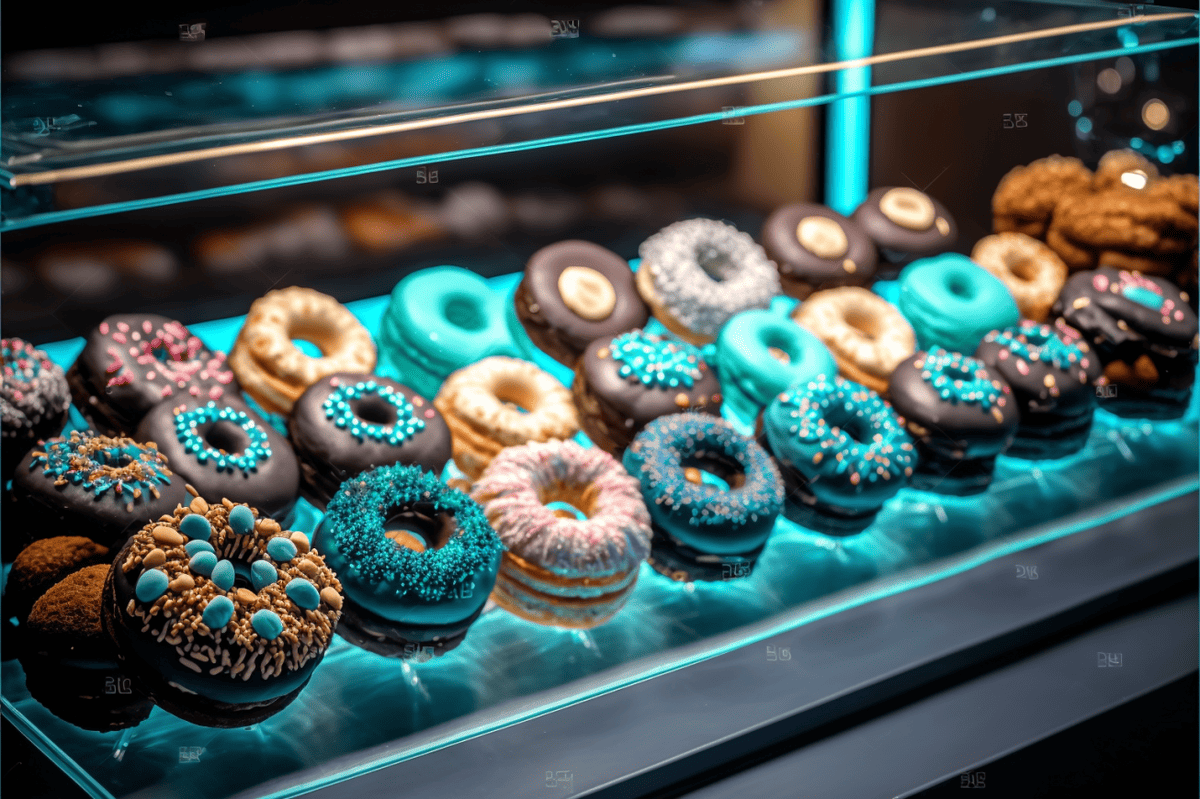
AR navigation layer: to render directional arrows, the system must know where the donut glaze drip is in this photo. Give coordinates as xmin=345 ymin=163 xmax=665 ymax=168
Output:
xmin=31 ymin=430 xmax=173 ymax=500
xmin=609 ymin=330 xmax=704 ymax=388
xmin=321 ymin=379 xmax=425 ymax=445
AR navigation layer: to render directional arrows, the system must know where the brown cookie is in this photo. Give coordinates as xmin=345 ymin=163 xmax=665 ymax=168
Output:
xmin=1046 ymin=188 xmax=1198 ymax=274
xmin=993 ymin=155 xmax=1093 ymax=239
xmin=1092 ymin=149 xmax=1160 ymax=192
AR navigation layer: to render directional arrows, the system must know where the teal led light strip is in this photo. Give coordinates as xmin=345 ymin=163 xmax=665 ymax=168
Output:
xmin=826 ymin=0 xmax=875 ymax=215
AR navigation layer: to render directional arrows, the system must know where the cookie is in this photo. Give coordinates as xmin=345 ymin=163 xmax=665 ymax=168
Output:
xmin=1046 ymin=188 xmax=1197 ymax=275
xmin=1092 ymin=149 xmax=1160 ymax=192
xmin=992 ymin=155 xmax=1093 ymax=239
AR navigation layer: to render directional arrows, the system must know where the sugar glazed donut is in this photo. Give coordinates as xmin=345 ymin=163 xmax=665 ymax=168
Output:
xmin=102 ymin=496 xmax=343 ymax=727
xmin=791 ymin=287 xmax=916 ymax=397
xmin=636 ymin=218 xmax=780 ymax=344
xmin=230 ymin=286 xmax=376 ymax=416
xmin=314 ymin=464 xmax=503 ymax=658
xmin=623 ymin=413 xmax=783 ymax=582
xmin=574 ymin=329 xmax=722 ymax=457
xmin=68 ymin=314 xmax=236 ymax=435
xmin=759 ymin=375 xmax=915 ymax=536
xmin=435 ymin=356 xmax=579 ymax=481
xmin=971 ymin=233 xmax=1069 ymax=322
xmin=761 ymin=203 xmax=878 ymax=299
xmin=514 ymin=240 xmax=650 ymax=367
xmin=471 ymin=439 xmax=651 ymax=628
xmin=852 ymin=187 xmax=957 ymax=276
xmin=2 ymin=338 xmax=71 ymax=479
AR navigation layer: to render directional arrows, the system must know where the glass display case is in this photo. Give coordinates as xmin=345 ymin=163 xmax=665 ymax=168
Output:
xmin=2 ymin=2 xmax=1197 ymax=797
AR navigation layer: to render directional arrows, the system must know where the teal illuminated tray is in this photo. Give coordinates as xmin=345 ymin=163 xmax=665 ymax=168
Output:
xmin=2 ymin=269 xmax=1198 ymax=799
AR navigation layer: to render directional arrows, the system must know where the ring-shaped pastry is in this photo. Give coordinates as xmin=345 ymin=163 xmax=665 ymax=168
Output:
xmin=714 ymin=309 xmax=837 ymax=421
xmin=636 ymin=218 xmax=780 ymax=344
xmin=435 ymin=356 xmax=579 ymax=481
xmin=623 ymin=412 xmax=783 ymax=582
xmin=852 ymin=187 xmax=958 ymax=276
xmin=3 ymin=338 xmax=72 ymax=479
xmin=791 ymin=287 xmax=916 ymax=397
xmin=314 ymin=464 xmax=503 ymax=658
xmin=897 ymin=253 xmax=1020 ymax=354
xmin=471 ymin=439 xmax=651 ymax=628
xmin=971 ymin=233 xmax=1068 ymax=323
xmin=230 ymin=286 xmax=375 ymax=416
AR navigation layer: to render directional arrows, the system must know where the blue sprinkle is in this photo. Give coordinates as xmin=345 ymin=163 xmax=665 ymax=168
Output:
xmin=266 ymin=537 xmax=298 ymax=562
xmin=189 ymin=551 xmax=218 ymax=577
xmin=135 ymin=569 xmax=170 ymax=602
xmin=210 ymin=560 xmax=236 ymax=592
xmin=179 ymin=514 xmax=212 ymax=541
xmin=285 ymin=578 xmax=320 ymax=610
xmin=228 ymin=505 xmax=255 ymax=536
xmin=251 ymin=560 xmax=278 ymax=591
xmin=201 ymin=596 xmax=235 ymax=629
xmin=185 ymin=540 xmax=215 ymax=557
xmin=251 ymin=609 xmax=284 ymax=640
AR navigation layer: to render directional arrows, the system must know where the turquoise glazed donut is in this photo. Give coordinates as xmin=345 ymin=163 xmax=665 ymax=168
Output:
xmin=378 ymin=266 xmax=533 ymax=400
xmin=759 ymin=375 xmax=915 ymax=535
xmin=623 ymin=412 xmax=783 ymax=582
xmin=314 ymin=464 xmax=503 ymax=658
xmin=714 ymin=309 xmax=837 ymax=422
xmin=898 ymin=253 xmax=1019 ymax=354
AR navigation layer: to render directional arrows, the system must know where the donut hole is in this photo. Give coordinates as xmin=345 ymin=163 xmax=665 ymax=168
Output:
xmin=681 ymin=454 xmax=746 ymax=492
xmin=443 ymin=294 xmax=486 ymax=332
xmin=945 ymin=274 xmax=977 ymax=300
xmin=96 ymin=448 xmax=136 ymax=468
xmin=826 ymin=411 xmax=870 ymax=444
xmin=759 ymin=330 xmax=797 ymax=365
xmin=843 ymin=308 xmax=879 ymax=341
xmin=539 ymin=482 xmax=597 ymax=521
xmin=383 ymin=508 xmax=456 ymax=552
xmin=352 ymin=395 xmax=397 ymax=426
xmin=694 ymin=244 xmax=733 ymax=282
xmin=494 ymin=379 xmax=533 ymax=414
xmin=290 ymin=338 xmax=325 ymax=358
xmin=1003 ymin=252 xmax=1040 ymax=283
xmin=204 ymin=421 xmax=248 ymax=455
xmin=150 ymin=340 xmax=190 ymax=363
xmin=230 ymin=562 xmax=255 ymax=592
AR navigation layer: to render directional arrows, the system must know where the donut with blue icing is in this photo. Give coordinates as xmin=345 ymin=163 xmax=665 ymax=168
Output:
xmin=288 ymin=373 xmax=451 ymax=509
xmin=623 ymin=412 xmax=783 ymax=582
xmin=758 ymin=375 xmax=915 ymax=535
xmin=135 ymin=397 xmax=299 ymax=521
xmin=897 ymin=253 xmax=1020 ymax=355
xmin=888 ymin=348 xmax=1020 ymax=495
xmin=1 ymin=338 xmax=71 ymax=479
xmin=313 ymin=464 xmax=503 ymax=658
xmin=102 ymin=496 xmax=343 ymax=727
xmin=714 ymin=309 xmax=837 ymax=422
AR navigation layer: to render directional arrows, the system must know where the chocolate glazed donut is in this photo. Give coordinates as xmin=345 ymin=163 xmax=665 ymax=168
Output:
xmin=514 ymin=240 xmax=650 ymax=366
xmin=762 ymin=203 xmax=878 ymax=300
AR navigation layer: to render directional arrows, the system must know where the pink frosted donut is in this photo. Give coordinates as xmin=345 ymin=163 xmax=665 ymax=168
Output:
xmin=470 ymin=439 xmax=651 ymax=629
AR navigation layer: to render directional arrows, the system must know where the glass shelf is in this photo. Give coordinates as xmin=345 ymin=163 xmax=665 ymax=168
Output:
xmin=3 ymin=271 xmax=1197 ymax=799
xmin=2 ymin=0 xmax=1195 ymax=229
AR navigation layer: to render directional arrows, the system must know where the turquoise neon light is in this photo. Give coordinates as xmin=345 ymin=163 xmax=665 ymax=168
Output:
xmin=826 ymin=0 xmax=876 ymax=215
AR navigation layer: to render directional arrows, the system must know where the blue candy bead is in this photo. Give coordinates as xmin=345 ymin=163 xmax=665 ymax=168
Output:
xmin=189 ymin=551 xmax=218 ymax=577
xmin=185 ymin=540 xmax=215 ymax=557
xmin=266 ymin=537 xmax=298 ymax=562
xmin=210 ymin=560 xmax=236 ymax=592
xmin=201 ymin=596 xmax=235 ymax=630
xmin=251 ymin=560 xmax=278 ymax=591
xmin=228 ymin=505 xmax=255 ymax=536
xmin=179 ymin=513 xmax=212 ymax=541
xmin=251 ymin=609 xmax=284 ymax=640
xmin=285 ymin=578 xmax=320 ymax=610
xmin=135 ymin=569 xmax=170 ymax=602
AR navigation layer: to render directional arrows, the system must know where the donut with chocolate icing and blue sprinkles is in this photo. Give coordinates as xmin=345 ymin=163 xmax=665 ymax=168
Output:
xmin=1 ymin=338 xmax=71 ymax=480
xmin=102 ymin=498 xmax=343 ymax=727
xmin=759 ymin=374 xmax=915 ymax=535
xmin=897 ymin=253 xmax=1019 ymax=355
xmin=313 ymin=463 xmax=503 ymax=659
xmin=888 ymin=348 xmax=1019 ymax=496
xmin=623 ymin=412 xmax=783 ymax=582
xmin=288 ymin=373 xmax=452 ymax=509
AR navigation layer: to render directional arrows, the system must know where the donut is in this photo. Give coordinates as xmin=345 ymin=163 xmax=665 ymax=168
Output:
xmin=636 ymin=218 xmax=780 ymax=344
xmin=313 ymin=464 xmax=502 ymax=658
xmin=513 ymin=240 xmax=650 ymax=367
xmin=5 ymin=536 xmax=110 ymax=625
xmin=758 ymin=375 xmax=914 ymax=536
xmin=896 ymin=253 xmax=1020 ymax=354
xmin=21 ymin=565 xmax=155 ymax=731
xmin=379 ymin=266 xmax=533 ymax=401
xmin=971 ymin=233 xmax=1069 ymax=322
xmin=434 ymin=357 xmax=578 ymax=482
xmin=992 ymin=155 xmax=1093 ymax=239
xmin=67 ymin=314 xmax=237 ymax=435
xmin=289 ymin=373 xmax=451 ymax=509
xmin=623 ymin=412 xmax=783 ymax=582
xmin=471 ymin=439 xmax=651 ymax=628
xmin=1052 ymin=267 xmax=1198 ymax=419
xmin=790 ymin=287 xmax=916 ymax=397
xmin=975 ymin=321 xmax=1103 ymax=459
xmin=888 ymin=348 xmax=1020 ymax=495
xmin=135 ymin=397 xmax=300 ymax=521
xmin=714 ymin=309 xmax=836 ymax=422
xmin=761 ymin=203 xmax=878 ymax=299
xmin=851 ymin=187 xmax=958 ymax=277
xmin=7 ymin=431 xmax=189 ymax=560
xmin=573 ymin=329 xmax=722 ymax=458
xmin=229 ymin=286 xmax=376 ymax=416
xmin=2 ymin=338 xmax=71 ymax=479
xmin=103 ymin=494 xmax=343 ymax=727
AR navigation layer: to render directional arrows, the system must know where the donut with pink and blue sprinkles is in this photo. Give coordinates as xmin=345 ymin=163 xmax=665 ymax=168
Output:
xmin=758 ymin=375 xmax=915 ymax=536
xmin=623 ymin=412 xmax=783 ymax=582
xmin=1 ymin=338 xmax=71 ymax=479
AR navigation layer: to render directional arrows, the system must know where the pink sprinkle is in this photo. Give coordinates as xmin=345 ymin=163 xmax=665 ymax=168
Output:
xmin=146 ymin=371 xmax=156 ymax=380
xmin=190 ymin=386 xmax=201 ymax=396
xmin=209 ymin=387 xmax=223 ymax=400
xmin=117 ymin=322 xmax=130 ymax=333
xmin=143 ymin=320 xmax=153 ymax=334
xmin=329 ymin=377 xmax=340 ymax=387
xmin=112 ymin=332 xmax=127 ymax=344
xmin=128 ymin=347 xmax=139 ymax=357
xmin=998 ymin=350 xmax=1009 ymax=360
xmin=1175 ymin=310 xmax=1185 ymax=321
xmin=424 ymin=409 xmax=436 ymax=418
xmin=1016 ymin=359 xmax=1030 ymax=376
xmin=13 ymin=390 xmax=24 ymax=402
xmin=1093 ymin=274 xmax=1109 ymax=293
xmin=131 ymin=332 xmax=141 ymax=341
xmin=161 ymin=385 xmax=173 ymax=397
xmin=1080 ymin=358 xmax=1089 ymax=368
xmin=99 ymin=322 xmax=110 ymax=335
